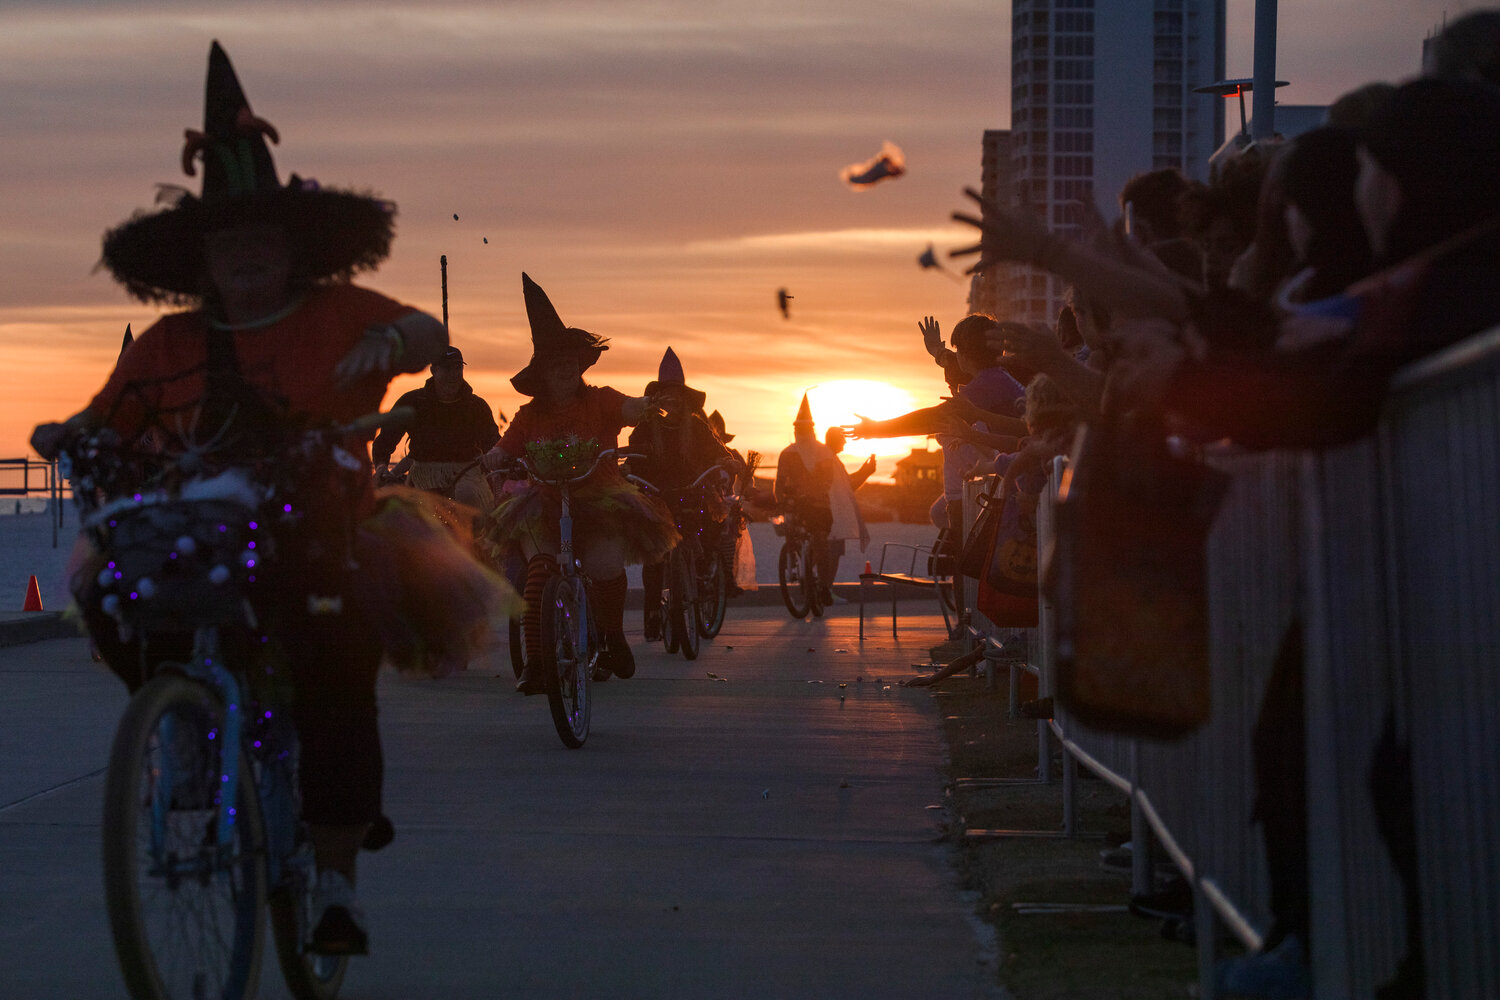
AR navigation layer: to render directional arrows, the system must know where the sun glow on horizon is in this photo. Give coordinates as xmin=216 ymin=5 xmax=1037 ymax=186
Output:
xmin=802 ymin=379 xmax=933 ymax=464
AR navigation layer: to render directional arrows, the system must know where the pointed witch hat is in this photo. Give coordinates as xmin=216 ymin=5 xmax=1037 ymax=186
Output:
xmin=100 ymin=41 xmax=395 ymax=305
xmin=643 ymin=346 xmax=706 ymax=409
xmin=794 ymin=393 xmax=815 ymax=428
xmin=510 ymin=272 xmax=609 ymax=397
xmin=707 ymin=409 xmax=734 ymax=442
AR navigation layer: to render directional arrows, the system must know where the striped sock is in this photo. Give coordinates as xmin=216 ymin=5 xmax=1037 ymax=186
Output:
xmin=522 ymin=555 xmax=553 ymax=662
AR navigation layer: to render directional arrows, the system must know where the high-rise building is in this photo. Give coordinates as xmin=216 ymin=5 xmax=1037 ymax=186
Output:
xmin=967 ymin=129 xmax=1012 ymax=319
xmin=1003 ymin=0 xmax=1226 ymax=323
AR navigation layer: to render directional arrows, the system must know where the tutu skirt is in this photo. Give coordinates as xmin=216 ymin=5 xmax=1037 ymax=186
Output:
xmin=485 ymin=477 xmax=679 ymax=565
xmin=357 ymin=486 xmax=523 ymax=674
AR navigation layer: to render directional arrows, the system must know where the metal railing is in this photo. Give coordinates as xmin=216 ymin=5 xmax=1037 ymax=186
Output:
xmin=959 ymin=324 xmax=1500 ymax=997
xmin=0 ymin=456 xmax=64 ymax=547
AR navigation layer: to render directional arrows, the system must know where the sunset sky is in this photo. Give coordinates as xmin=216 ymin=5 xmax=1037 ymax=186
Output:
xmin=0 ymin=0 xmax=1466 ymax=472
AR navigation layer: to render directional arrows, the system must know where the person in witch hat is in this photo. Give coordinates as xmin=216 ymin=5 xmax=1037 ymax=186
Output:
xmin=626 ymin=347 xmax=743 ymax=640
xmin=482 ymin=274 xmax=679 ymax=689
xmin=773 ymin=395 xmax=846 ymax=598
xmin=30 ymin=42 xmax=500 ymax=957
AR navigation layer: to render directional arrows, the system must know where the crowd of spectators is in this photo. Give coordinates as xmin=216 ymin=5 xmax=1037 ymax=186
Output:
xmin=861 ymin=13 xmax=1500 ymax=998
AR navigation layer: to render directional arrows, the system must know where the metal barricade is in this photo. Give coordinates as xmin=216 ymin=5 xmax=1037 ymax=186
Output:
xmin=1379 ymin=328 xmax=1500 ymax=999
xmin=959 ymin=325 xmax=1500 ymax=997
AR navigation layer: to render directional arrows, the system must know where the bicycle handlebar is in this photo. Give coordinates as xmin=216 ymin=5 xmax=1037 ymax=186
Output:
xmin=512 ymin=448 xmax=641 ymax=487
xmin=626 ymin=459 xmax=734 ymax=497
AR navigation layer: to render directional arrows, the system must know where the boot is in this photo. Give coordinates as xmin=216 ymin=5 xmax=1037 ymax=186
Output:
xmin=592 ymin=575 xmax=634 ymax=679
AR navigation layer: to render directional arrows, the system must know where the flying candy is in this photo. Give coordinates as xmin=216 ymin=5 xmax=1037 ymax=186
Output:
xmin=840 ymin=141 xmax=906 ymax=190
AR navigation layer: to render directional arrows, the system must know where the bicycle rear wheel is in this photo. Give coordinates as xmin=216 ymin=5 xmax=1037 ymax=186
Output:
xmin=778 ymin=542 xmax=810 ymax=619
xmin=102 ymin=673 xmax=267 ymax=1000
xmin=672 ymin=548 xmax=701 ymax=660
xmin=540 ymin=574 xmax=592 ymax=748
xmin=662 ymin=553 xmax=681 ymax=654
xmin=698 ymin=551 xmax=728 ymax=639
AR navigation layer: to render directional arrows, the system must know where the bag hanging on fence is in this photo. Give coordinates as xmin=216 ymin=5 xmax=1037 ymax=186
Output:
xmin=959 ymin=486 xmax=1000 ymax=580
xmin=1050 ymin=413 xmax=1230 ymax=739
xmin=985 ymin=483 xmax=1040 ymax=598
xmin=971 ymin=481 xmax=1040 ymax=628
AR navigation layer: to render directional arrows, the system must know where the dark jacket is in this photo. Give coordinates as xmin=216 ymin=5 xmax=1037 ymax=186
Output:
xmin=627 ymin=411 xmax=735 ymax=493
xmin=371 ymin=378 xmax=499 ymax=464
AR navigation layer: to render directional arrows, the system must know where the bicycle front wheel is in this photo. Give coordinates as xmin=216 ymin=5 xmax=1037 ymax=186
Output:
xmin=778 ymin=542 xmax=810 ymax=619
xmin=698 ymin=551 xmax=728 ymax=639
xmin=541 ymin=574 xmax=592 ymax=748
xmin=102 ymin=673 xmax=267 ymax=1000
xmin=672 ymin=547 xmax=702 ymax=660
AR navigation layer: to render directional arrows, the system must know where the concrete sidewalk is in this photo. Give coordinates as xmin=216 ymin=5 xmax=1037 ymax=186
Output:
xmin=0 ymin=606 xmax=1003 ymax=999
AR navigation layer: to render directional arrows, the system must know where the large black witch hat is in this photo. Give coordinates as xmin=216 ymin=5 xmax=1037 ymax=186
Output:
xmin=100 ymin=41 xmax=395 ymax=304
xmin=510 ymin=273 xmax=609 ymax=397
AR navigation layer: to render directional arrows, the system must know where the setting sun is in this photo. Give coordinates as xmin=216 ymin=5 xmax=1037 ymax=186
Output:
xmin=802 ymin=379 xmax=935 ymax=468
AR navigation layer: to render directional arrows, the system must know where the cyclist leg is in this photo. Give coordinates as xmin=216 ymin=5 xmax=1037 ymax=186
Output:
xmin=806 ymin=506 xmax=834 ymax=598
xmin=516 ymin=538 xmax=556 ymax=694
xmin=579 ymin=535 xmax=634 ymax=679
xmin=282 ymin=599 xmax=384 ymax=955
xmin=821 ymin=538 xmax=845 ymax=604
xmin=718 ymin=514 xmax=742 ymax=596
xmin=641 ymin=559 xmax=665 ymax=640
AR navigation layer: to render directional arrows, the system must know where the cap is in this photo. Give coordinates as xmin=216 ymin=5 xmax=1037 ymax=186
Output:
xmin=437 ymin=346 xmax=465 ymax=367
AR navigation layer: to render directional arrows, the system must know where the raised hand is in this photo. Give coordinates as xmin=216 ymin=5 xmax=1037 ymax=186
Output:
xmin=986 ymin=321 xmax=1068 ymax=372
xmin=950 ymin=187 xmax=1057 ymax=275
xmin=918 ymin=316 xmax=944 ymax=358
xmin=335 ymin=323 xmax=402 ymax=387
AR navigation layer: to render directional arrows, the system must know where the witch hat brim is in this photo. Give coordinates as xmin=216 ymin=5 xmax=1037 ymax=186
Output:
xmin=99 ymin=41 xmax=394 ymax=304
xmin=708 ymin=410 xmax=735 ymax=442
xmin=510 ymin=272 xmax=608 ymax=397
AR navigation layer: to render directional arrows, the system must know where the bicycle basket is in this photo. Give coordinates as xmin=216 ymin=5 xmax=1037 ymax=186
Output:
xmin=80 ymin=498 xmax=266 ymax=629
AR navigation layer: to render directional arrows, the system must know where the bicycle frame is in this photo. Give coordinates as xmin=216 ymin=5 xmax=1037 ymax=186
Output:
xmin=149 ymin=624 xmax=307 ymax=889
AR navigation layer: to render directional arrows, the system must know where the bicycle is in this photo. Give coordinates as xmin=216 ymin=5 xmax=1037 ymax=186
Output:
xmin=498 ymin=447 xmax=635 ymax=748
xmin=627 ymin=462 xmax=732 ymax=660
xmin=65 ymin=412 xmax=402 ymax=1000
xmin=774 ymin=501 xmax=825 ymax=620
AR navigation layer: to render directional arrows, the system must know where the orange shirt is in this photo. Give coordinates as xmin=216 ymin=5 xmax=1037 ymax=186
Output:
xmin=498 ymin=384 xmax=630 ymax=459
xmin=89 ymin=284 xmax=411 ymax=441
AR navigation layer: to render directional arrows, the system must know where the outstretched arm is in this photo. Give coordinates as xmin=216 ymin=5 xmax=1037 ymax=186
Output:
xmin=622 ymin=394 xmax=661 ymax=426
xmin=942 ymin=395 xmax=1029 ymax=437
xmin=951 ymin=188 xmax=1194 ymax=323
xmin=846 ymin=403 xmax=950 ymax=439
xmin=335 ymin=308 xmax=449 ymax=387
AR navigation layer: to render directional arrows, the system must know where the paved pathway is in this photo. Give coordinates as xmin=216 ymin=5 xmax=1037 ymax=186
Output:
xmin=0 ymin=605 xmax=1002 ymax=999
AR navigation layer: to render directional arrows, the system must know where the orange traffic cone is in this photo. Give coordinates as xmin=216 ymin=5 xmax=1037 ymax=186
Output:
xmin=22 ymin=575 xmax=42 ymax=612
